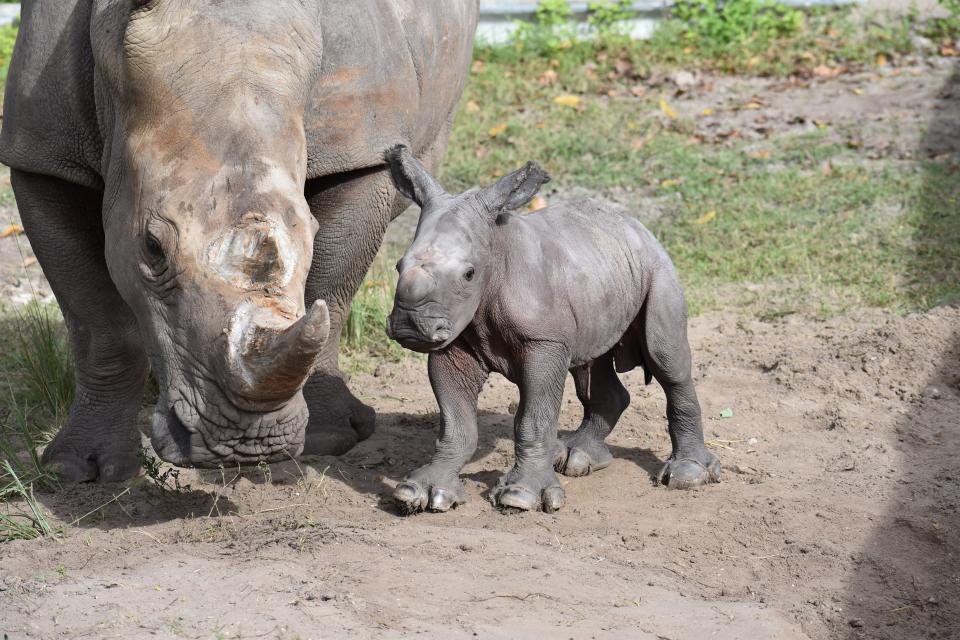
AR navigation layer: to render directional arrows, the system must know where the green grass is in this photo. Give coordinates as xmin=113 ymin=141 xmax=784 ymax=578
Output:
xmin=0 ymin=18 xmax=16 ymax=90
xmin=341 ymin=249 xmax=413 ymax=373
xmin=0 ymin=459 xmax=57 ymax=541
xmin=434 ymin=42 xmax=960 ymax=319
xmin=0 ymin=304 xmax=70 ymax=540
xmin=480 ymin=4 xmax=926 ymax=79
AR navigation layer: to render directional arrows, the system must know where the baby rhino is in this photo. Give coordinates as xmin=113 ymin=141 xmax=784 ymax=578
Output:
xmin=384 ymin=145 xmax=721 ymax=514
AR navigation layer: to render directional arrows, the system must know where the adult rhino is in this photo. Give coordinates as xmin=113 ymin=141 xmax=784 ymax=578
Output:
xmin=1 ymin=0 xmax=478 ymax=481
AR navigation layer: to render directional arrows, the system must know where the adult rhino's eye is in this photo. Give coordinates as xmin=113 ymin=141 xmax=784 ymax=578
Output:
xmin=144 ymin=232 xmax=165 ymax=262
xmin=464 ymin=267 xmax=475 ymax=282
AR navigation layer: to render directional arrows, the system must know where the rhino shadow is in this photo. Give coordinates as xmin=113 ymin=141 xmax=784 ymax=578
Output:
xmin=840 ymin=61 xmax=960 ymax=639
xmin=299 ymin=400 xmax=665 ymax=515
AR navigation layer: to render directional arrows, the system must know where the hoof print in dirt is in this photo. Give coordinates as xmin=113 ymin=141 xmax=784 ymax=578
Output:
xmin=656 ymin=454 xmax=722 ymax=490
xmin=383 ymin=146 xmax=720 ymax=515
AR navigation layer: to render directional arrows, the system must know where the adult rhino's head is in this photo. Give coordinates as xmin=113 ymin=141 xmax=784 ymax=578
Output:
xmin=89 ymin=0 xmax=326 ymax=466
xmin=384 ymin=145 xmax=550 ymax=352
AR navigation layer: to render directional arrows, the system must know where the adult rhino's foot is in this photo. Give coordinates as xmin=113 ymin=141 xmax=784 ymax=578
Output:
xmin=394 ymin=463 xmax=467 ymax=514
xmin=554 ymin=430 xmax=613 ymax=478
xmin=656 ymin=447 xmax=721 ymax=489
xmin=302 ymin=371 xmax=376 ymax=456
xmin=493 ymin=463 xmax=565 ymax=513
xmin=41 ymin=418 xmax=141 ymax=484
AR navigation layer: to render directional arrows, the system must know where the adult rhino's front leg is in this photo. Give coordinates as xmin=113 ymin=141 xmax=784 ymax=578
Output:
xmin=12 ymin=171 xmax=148 ymax=482
xmin=302 ymin=167 xmax=399 ymax=455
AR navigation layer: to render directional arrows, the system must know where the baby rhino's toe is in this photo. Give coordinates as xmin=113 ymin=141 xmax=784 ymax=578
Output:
xmin=394 ymin=464 xmax=467 ymax=514
xmin=656 ymin=451 xmax=722 ymax=490
xmin=493 ymin=465 xmax=566 ymax=513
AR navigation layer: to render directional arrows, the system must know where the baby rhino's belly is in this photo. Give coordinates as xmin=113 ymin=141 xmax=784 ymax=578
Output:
xmin=566 ymin=277 xmax=644 ymax=367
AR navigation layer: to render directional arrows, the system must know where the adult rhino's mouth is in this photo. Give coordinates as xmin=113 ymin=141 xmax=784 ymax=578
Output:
xmin=149 ymin=393 xmax=307 ymax=468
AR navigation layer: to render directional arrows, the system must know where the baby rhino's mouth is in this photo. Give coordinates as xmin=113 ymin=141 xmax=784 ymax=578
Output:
xmin=386 ymin=310 xmax=452 ymax=353
xmin=149 ymin=394 xmax=306 ymax=468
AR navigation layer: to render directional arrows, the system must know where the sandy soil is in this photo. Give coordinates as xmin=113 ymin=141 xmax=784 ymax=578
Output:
xmin=2 ymin=54 xmax=959 ymax=640
xmin=1 ymin=306 xmax=957 ymax=640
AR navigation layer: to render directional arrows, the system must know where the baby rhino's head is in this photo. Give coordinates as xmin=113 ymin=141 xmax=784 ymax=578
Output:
xmin=384 ymin=145 xmax=549 ymax=352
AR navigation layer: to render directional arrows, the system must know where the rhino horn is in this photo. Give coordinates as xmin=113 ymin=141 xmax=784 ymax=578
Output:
xmin=226 ymin=299 xmax=330 ymax=403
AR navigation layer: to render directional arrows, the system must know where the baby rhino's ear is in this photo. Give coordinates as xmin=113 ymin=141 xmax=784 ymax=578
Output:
xmin=385 ymin=145 xmax=447 ymax=209
xmin=478 ymin=161 xmax=551 ymax=213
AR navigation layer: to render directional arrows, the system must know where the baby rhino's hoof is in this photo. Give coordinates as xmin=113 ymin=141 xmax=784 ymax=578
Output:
xmin=554 ymin=438 xmax=613 ymax=478
xmin=393 ymin=472 xmax=466 ymax=515
xmin=493 ymin=466 xmax=566 ymax=513
xmin=656 ymin=453 xmax=722 ymax=490
xmin=495 ymin=485 xmax=566 ymax=513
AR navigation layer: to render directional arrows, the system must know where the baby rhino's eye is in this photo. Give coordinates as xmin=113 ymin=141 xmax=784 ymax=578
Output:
xmin=464 ymin=267 xmax=475 ymax=282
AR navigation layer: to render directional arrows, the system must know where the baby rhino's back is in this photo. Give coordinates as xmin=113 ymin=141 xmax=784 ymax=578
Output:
xmin=515 ymin=198 xmax=670 ymax=366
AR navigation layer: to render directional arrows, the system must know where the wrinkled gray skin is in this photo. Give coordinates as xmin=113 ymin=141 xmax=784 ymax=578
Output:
xmin=384 ymin=146 xmax=721 ymax=514
xmin=0 ymin=1 xmax=477 ymax=481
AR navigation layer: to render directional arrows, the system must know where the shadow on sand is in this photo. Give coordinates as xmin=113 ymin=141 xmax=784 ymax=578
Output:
xmin=298 ymin=404 xmax=667 ymax=515
xmin=841 ymin=63 xmax=960 ymax=640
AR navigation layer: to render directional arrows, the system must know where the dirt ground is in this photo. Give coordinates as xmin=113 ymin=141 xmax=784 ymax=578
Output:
xmin=1 ymin=306 xmax=957 ymax=640
xmin=2 ymin=52 xmax=960 ymax=640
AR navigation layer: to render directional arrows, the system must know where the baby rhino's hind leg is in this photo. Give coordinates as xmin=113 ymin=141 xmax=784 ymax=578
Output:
xmin=644 ymin=268 xmax=721 ymax=489
xmin=555 ymin=354 xmax=628 ymax=477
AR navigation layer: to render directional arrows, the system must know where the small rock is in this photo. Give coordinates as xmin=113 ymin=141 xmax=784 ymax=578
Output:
xmin=729 ymin=463 xmax=758 ymax=475
xmin=670 ymin=70 xmax=698 ymax=91
xmin=849 ymin=618 xmax=864 ymax=628
xmin=373 ymin=364 xmax=388 ymax=378
xmin=320 ymin=592 xmax=337 ymax=602
xmin=508 ymin=400 xmax=519 ymax=414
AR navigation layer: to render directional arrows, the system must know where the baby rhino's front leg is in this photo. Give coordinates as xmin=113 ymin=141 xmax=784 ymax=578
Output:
xmin=394 ymin=345 xmax=487 ymax=514
xmin=492 ymin=348 xmax=568 ymax=513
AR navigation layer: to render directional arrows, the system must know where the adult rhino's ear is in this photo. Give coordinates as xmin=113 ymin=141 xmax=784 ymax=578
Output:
xmin=385 ymin=145 xmax=446 ymax=209
xmin=477 ymin=161 xmax=551 ymax=214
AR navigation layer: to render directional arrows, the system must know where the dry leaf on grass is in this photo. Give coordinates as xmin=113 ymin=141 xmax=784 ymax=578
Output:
xmin=694 ymin=210 xmax=716 ymax=224
xmin=659 ymin=97 xmax=678 ymax=119
xmin=813 ymin=65 xmax=843 ymax=78
xmin=488 ymin=123 xmax=507 ymax=138
xmin=553 ymin=94 xmax=582 ymax=108
xmin=538 ymin=70 xmax=558 ymax=86
xmin=0 ymin=224 xmax=24 ymax=238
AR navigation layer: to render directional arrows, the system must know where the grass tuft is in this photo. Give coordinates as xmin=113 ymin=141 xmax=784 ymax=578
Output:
xmin=6 ymin=303 xmax=75 ymax=427
xmin=0 ymin=459 xmax=56 ymax=542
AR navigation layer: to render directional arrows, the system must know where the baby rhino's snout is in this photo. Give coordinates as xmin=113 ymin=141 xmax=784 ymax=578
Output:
xmin=396 ymin=265 xmax=435 ymax=304
xmin=386 ymin=265 xmax=452 ymax=351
